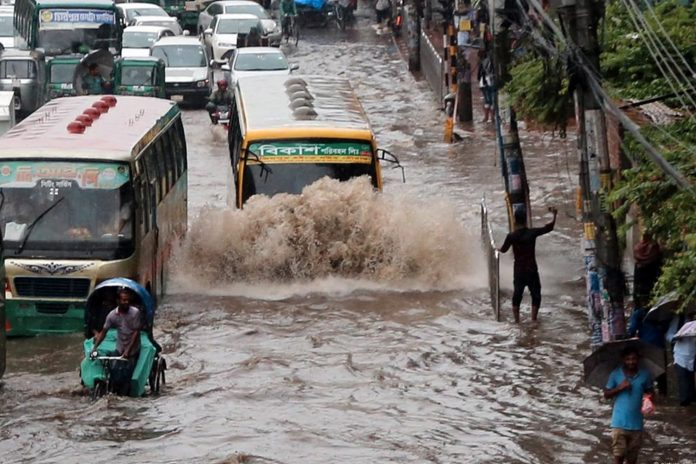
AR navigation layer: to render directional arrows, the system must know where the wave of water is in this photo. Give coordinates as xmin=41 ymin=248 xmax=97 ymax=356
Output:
xmin=173 ymin=177 xmax=484 ymax=294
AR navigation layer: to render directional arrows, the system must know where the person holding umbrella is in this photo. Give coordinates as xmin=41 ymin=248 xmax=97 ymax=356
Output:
xmin=603 ymin=346 xmax=655 ymax=464
xmin=667 ymin=312 xmax=696 ymax=406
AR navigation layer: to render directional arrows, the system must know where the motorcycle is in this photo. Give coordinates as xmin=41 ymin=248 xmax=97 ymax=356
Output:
xmin=211 ymin=105 xmax=230 ymax=130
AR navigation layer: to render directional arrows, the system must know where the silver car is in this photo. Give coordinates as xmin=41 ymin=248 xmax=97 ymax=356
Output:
xmin=197 ymin=0 xmax=281 ymax=45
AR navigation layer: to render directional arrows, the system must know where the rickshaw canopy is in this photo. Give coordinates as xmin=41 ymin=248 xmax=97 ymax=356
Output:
xmin=86 ymin=278 xmax=155 ymax=328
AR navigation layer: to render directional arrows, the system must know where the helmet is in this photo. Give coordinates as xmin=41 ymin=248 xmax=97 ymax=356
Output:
xmin=217 ymin=79 xmax=228 ymax=89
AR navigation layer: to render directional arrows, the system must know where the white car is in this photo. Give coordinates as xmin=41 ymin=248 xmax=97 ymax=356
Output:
xmin=117 ymin=3 xmax=170 ymax=24
xmin=223 ymin=47 xmax=298 ymax=84
xmin=197 ymin=0 xmax=280 ymax=45
xmin=150 ymin=36 xmax=212 ymax=105
xmin=122 ymin=26 xmax=175 ymax=58
xmin=0 ymin=6 xmax=15 ymax=50
xmin=131 ymin=16 xmax=184 ymax=36
xmin=203 ymin=13 xmax=263 ymax=64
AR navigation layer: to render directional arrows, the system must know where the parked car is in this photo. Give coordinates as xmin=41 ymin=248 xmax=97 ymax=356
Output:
xmin=113 ymin=56 xmax=166 ymax=98
xmin=0 ymin=6 xmax=15 ymax=50
xmin=197 ymin=0 xmax=280 ymax=45
xmin=0 ymin=50 xmax=46 ymax=118
xmin=131 ymin=16 xmax=184 ymax=35
xmin=203 ymin=13 xmax=263 ymax=64
xmin=122 ymin=26 xmax=175 ymax=57
xmin=117 ymin=3 xmax=170 ymax=24
xmin=150 ymin=36 xmax=212 ymax=105
xmin=45 ymin=55 xmax=81 ymax=101
xmin=222 ymin=46 xmax=297 ymax=84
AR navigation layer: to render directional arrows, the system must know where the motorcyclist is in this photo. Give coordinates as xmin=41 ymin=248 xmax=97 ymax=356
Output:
xmin=279 ymin=0 xmax=298 ymax=37
xmin=206 ymin=79 xmax=233 ymax=123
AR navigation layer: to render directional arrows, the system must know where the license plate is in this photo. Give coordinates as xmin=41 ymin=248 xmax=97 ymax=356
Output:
xmin=133 ymin=85 xmax=145 ymax=91
xmin=171 ymin=95 xmax=184 ymax=102
xmin=12 ymin=79 xmax=20 ymax=87
xmin=61 ymin=83 xmax=73 ymax=89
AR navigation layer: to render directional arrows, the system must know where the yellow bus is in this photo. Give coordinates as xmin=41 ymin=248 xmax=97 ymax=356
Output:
xmin=227 ymin=75 xmax=403 ymax=207
xmin=0 ymin=95 xmax=187 ymax=336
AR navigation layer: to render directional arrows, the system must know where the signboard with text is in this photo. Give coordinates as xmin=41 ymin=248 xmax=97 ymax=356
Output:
xmin=248 ymin=141 xmax=373 ymax=164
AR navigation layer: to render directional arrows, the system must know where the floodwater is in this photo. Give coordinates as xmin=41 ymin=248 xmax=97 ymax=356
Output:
xmin=3 ymin=11 xmax=696 ymax=464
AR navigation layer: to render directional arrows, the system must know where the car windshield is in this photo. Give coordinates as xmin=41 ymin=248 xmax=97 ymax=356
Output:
xmin=37 ymin=9 xmax=119 ymax=54
xmin=224 ymin=4 xmax=269 ymax=19
xmin=216 ymin=18 xmax=259 ymax=34
xmin=123 ymin=30 xmax=159 ymax=48
xmin=0 ymin=60 xmax=37 ymax=79
xmin=234 ymin=52 xmax=287 ymax=71
xmin=0 ymin=15 xmax=13 ymax=36
xmin=121 ymin=66 xmax=155 ymax=85
xmin=50 ymin=63 xmax=77 ymax=83
xmin=125 ymin=7 xmax=168 ymax=22
xmin=0 ymin=161 xmax=135 ymax=259
xmin=152 ymin=44 xmax=206 ymax=67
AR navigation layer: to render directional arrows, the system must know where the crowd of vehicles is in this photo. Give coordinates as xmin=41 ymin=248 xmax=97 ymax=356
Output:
xmin=0 ymin=0 xmax=403 ymax=393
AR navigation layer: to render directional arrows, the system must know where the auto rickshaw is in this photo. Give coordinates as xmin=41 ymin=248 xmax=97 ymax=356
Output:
xmin=80 ymin=278 xmax=167 ymax=399
xmin=0 ymin=50 xmax=47 ymax=118
xmin=163 ymin=0 xmax=199 ymax=34
xmin=113 ymin=56 xmax=166 ymax=98
xmin=45 ymin=55 xmax=81 ymax=101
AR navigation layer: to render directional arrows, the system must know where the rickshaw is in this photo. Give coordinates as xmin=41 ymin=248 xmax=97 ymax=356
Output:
xmin=80 ymin=278 xmax=167 ymax=400
xmin=0 ymin=50 xmax=47 ymax=118
xmin=45 ymin=55 xmax=81 ymax=101
xmin=296 ymin=0 xmax=331 ymax=27
xmin=113 ymin=57 xmax=167 ymax=98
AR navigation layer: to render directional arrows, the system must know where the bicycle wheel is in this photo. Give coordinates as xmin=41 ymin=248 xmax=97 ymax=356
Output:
xmin=92 ymin=380 xmax=106 ymax=401
xmin=154 ymin=357 xmax=167 ymax=393
xmin=293 ymin=23 xmax=300 ymax=46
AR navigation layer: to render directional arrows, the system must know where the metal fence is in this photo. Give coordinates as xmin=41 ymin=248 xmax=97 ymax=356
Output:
xmin=419 ymin=21 xmax=444 ymax=104
xmin=480 ymin=198 xmax=501 ymax=322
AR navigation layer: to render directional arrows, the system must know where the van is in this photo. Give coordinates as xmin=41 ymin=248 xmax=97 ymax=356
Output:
xmin=150 ymin=36 xmax=212 ymax=106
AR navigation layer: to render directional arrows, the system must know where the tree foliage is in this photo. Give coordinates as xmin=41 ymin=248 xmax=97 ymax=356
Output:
xmin=610 ymin=119 xmax=696 ymax=309
xmin=601 ymin=0 xmax=696 ymax=102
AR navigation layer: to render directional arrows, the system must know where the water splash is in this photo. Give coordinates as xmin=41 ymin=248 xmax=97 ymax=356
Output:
xmin=173 ymin=177 xmax=483 ymax=293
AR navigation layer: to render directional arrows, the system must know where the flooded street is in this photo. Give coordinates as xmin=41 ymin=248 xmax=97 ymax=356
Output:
xmin=3 ymin=11 xmax=696 ymax=464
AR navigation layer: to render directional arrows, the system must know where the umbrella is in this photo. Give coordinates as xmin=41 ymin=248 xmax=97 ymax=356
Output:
xmin=73 ymin=49 xmax=115 ymax=96
xmin=583 ymin=338 xmax=665 ymax=389
xmin=674 ymin=320 xmax=696 ymax=339
xmin=644 ymin=292 xmax=681 ymax=324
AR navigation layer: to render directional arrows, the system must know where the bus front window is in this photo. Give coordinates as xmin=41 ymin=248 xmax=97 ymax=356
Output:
xmin=38 ymin=9 xmax=118 ymax=54
xmin=0 ymin=161 xmax=135 ymax=259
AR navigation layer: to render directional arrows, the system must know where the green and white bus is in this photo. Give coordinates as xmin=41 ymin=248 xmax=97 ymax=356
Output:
xmin=14 ymin=0 xmax=122 ymax=55
xmin=0 ymin=95 xmax=187 ymax=336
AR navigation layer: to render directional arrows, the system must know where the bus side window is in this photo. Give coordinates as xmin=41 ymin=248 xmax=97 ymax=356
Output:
xmin=144 ymin=145 xmax=161 ymax=204
xmin=154 ymin=138 xmax=168 ymax=198
xmin=161 ymin=131 xmax=175 ymax=188
xmin=174 ymin=118 xmax=187 ymax=174
xmin=138 ymin=180 xmax=150 ymax=233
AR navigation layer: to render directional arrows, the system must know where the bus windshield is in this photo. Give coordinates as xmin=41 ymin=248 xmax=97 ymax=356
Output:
xmin=242 ymin=140 xmax=376 ymax=199
xmin=37 ymin=8 xmax=118 ymax=53
xmin=0 ymin=161 xmax=135 ymax=259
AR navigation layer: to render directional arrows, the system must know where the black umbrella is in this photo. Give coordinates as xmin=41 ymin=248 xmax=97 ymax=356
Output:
xmin=644 ymin=292 xmax=696 ymax=324
xmin=583 ymin=338 xmax=665 ymax=389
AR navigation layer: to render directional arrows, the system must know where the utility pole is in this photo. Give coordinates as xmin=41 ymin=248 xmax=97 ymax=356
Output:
xmin=555 ymin=0 xmax=625 ymax=348
xmin=489 ymin=0 xmax=532 ymax=229
xmin=453 ymin=0 xmax=473 ymax=122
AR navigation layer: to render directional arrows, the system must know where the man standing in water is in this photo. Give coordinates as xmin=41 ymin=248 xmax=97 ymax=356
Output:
xmin=498 ymin=206 xmax=557 ymax=323
xmin=604 ymin=347 xmax=654 ymax=464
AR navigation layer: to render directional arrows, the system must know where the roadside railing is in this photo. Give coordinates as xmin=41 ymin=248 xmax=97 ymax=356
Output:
xmin=419 ymin=20 xmax=444 ymax=104
xmin=481 ymin=197 xmax=501 ymax=322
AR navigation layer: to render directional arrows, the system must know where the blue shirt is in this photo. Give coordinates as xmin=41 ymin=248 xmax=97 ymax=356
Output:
xmin=606 ymin=366 xmax=654 ymax=431
xmin=627 ymin=307 xmax=664 ymax=347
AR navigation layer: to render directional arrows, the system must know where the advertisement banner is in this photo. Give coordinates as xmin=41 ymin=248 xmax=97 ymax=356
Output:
xmin=248 ymin=141 xmax=373 ymax=164
xmin=40 ymin=9 xmax=116 ymax=26
xmin=0 ymin=161 xmax=130 ymax=189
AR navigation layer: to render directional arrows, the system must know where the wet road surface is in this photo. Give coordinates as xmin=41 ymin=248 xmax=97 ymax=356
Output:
xmin=3 ymin=9 xmax=696 ymax=464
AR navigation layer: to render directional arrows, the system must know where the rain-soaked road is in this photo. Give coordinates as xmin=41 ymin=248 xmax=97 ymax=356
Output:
xmin=3 ymin=9 xmax=696 ymax=464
